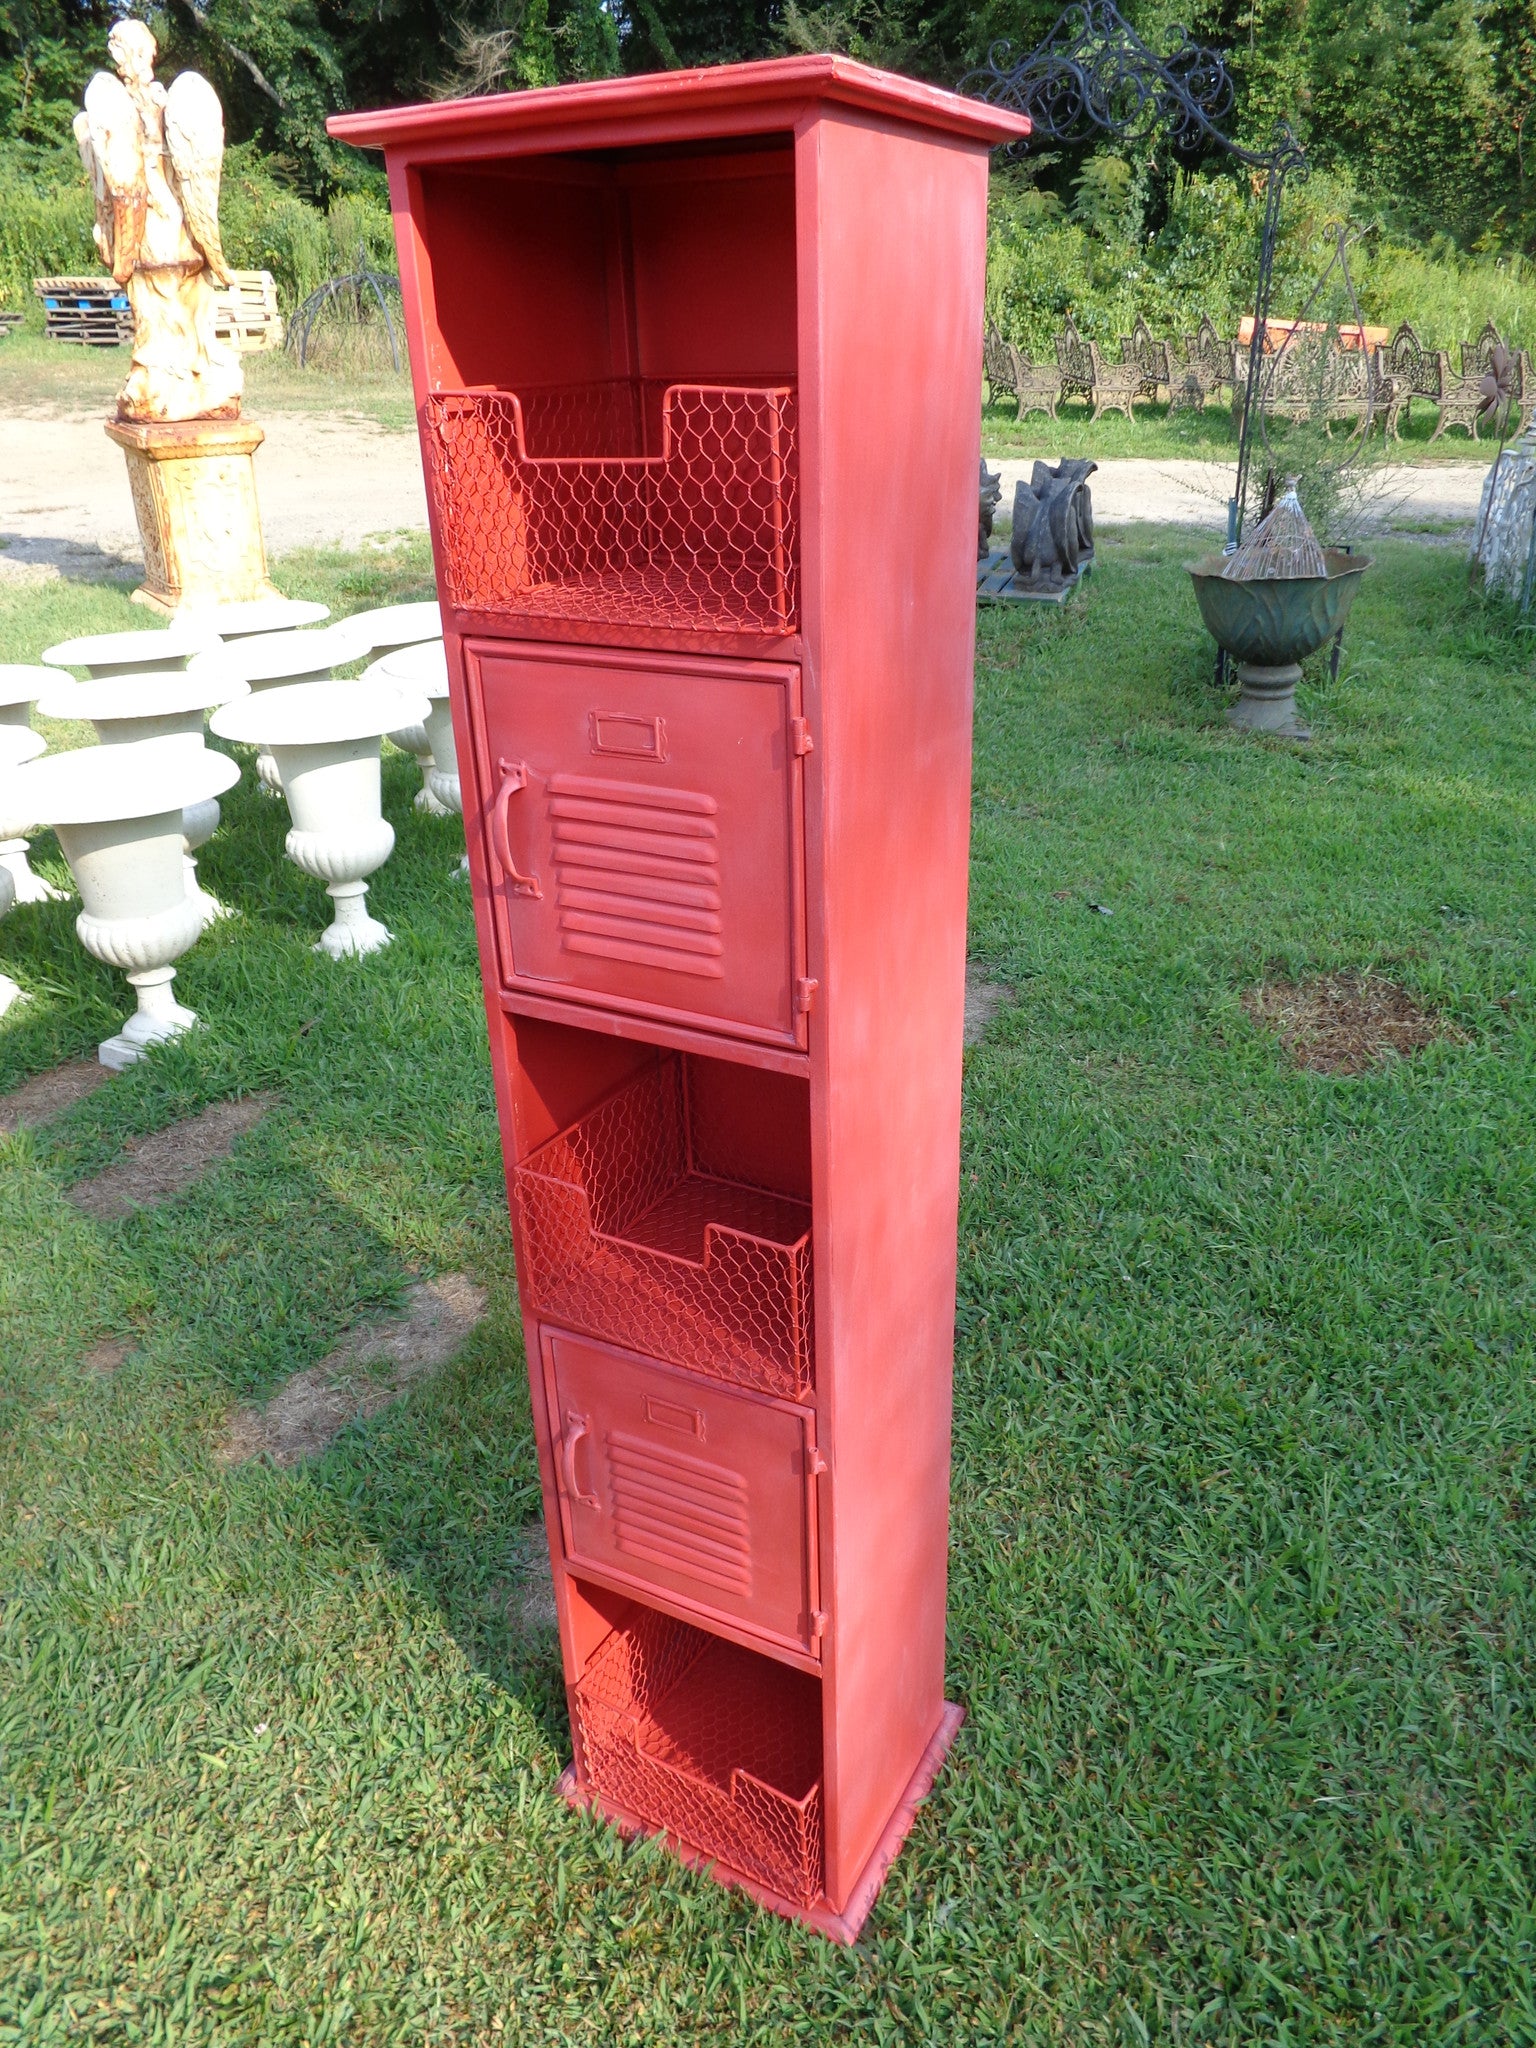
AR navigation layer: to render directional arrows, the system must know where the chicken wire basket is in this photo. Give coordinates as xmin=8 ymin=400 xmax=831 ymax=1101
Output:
xmin=513 ymin=1055 xmax=813 ymax=1400
xmin=422 ymin=380 xmax=798 ymax=634
xmin=575 ymin=1605 xmax=824 ymax=1909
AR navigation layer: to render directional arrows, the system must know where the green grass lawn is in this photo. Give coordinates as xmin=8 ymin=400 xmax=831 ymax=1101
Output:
xmin=2 ymin=533 xmax=1535 ymax=2042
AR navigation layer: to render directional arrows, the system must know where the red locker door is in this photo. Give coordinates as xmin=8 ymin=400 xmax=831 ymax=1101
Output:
xmin=541 ymin=1327 xmax=822 ymax=1656
xmin=466 ymin=642 xmax=808 ymax=1049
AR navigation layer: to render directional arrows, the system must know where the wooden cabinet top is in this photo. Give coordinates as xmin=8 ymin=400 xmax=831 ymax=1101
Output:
xmin=328 ymin=53 xmax=1029 ymax=158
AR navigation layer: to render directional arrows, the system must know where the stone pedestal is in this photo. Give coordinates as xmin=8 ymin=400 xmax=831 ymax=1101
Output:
xmin=1474 ymin=423 xmax=1536 ymax=604
xmin=107 ymin=416 xmax=281 ymax=617
xmin=1228 ymin=660 xmax=1308 ymax=740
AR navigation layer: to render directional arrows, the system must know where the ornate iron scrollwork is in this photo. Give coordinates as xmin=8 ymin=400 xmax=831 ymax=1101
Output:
xmin=961 ymin=2 xmax=1239 ymax=158
xmin=962 ymin=0 xmax=1305 ymax=176
xmin=961 ymin=0 xmax=1309 ymax=559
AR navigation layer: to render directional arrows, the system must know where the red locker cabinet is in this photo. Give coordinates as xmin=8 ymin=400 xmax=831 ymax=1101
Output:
xmin=329 ymin=59 xmax=1029 ymax=1941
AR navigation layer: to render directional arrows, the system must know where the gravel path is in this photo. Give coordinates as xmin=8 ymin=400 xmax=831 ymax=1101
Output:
xmin=990 ymin=457 xmax=1488 ymax=537
xmin=0 ymin=409 xmax=1489 ymax=585
xmin=0 ymin=409 xmax=429 ymax=583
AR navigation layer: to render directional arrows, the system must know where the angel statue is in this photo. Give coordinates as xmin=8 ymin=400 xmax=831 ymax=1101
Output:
xmin=74 ymin=22 xmax=242 ymax=423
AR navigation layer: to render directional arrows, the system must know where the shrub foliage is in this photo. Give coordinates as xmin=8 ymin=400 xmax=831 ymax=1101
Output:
xmin=987 ymin=159 xmax=1536 ymax=358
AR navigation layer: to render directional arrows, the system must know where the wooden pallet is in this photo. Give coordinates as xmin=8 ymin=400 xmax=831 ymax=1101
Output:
xmin=0 ymin=310 xmax=22 ymax=338
xmin=976 ymin=546 xmax=1092 ymax=604
xmin=34 ymin=276 xmax=132 ymax=346
xmin=213 ymin=271 xmax=284 ymax=352
xmin=32 ymin=271 xmax=285 ymax=352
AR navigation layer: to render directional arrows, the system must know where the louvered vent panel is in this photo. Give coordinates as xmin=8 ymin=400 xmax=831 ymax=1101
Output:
xmin=607 ymin=1429 xmax=753 ymax=1597
xmin=548 ymin=773 xmax=724 ymax=980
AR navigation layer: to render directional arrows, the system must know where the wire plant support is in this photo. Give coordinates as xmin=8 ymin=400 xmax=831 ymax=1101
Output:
xmin=286 ymin=245 xmax=405 ymax=372
xmin=1250 ymin=226 xmax=1381 ymax=490
xmin=960 ymin=0 xmax=1309 ymax=546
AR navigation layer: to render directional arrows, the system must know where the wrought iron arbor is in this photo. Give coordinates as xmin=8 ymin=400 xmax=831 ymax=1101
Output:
xmin=285 ymin=247 xmax=404 ymax=373
xmin=961 ymin=0 xmax=1307 ymax=539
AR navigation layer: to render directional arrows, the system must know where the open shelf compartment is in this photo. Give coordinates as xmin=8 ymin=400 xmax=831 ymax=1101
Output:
xmin=423 ymin=378 xmax=798 ymax=634
xmin=513 ymin=1051 xmax=812 ymax=1399
xmin=575 ymin=1602 xmax=823 ymax=1910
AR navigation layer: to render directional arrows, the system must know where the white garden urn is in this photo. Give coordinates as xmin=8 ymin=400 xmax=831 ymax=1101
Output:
xmin=0 ymin=858 xmax=19 ymax=1017
xmin=0 ymin=671 xmax=68 ymax=903
xmin=0 ymin=728 xmax=50 ymax=998
xmin=211 ymin=680 xmax=429 ymax=959
xmin=363 ymin=641 xmax=454 ymax=816
xmin=338 ymin=601 xmax=442 ymax=656
xmin=199 ymin=622 xmax=369 ymax=690
xmin=0 ymin=664 xmax=55 ymax=729
xmin=0 ymin=729 xmax=48 ymax=774
xmin=41 ymin=622 xmax=214 ymax=680
xmin=0 ymin=727 xmax=48 ymax=779
xmin=35 ymin=668 xmax=250 ymax=924
xmin=194 ymin=598 xmax=330 ymax=640
xmin=4 ymin=737 xmax=241 ymax=1068
xmin=191 ymin=624 xmax=366 ymax=796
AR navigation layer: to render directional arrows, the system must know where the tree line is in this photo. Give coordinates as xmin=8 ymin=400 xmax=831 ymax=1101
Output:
xmin=1 ymin=0 xmax=1530 ymax=256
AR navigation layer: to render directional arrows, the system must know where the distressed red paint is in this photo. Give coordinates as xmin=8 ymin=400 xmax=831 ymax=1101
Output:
xmin=331 ymin=56 xmax=1027 ymax=1940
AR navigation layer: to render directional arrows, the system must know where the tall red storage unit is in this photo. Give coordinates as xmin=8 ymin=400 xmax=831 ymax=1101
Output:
xmin=330 ymin=59 xmax=1028 ymax=1940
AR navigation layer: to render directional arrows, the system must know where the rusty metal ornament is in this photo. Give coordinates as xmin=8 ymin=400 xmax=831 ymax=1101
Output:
xmin=1480 ymin=345 xmax=1517 ymax=423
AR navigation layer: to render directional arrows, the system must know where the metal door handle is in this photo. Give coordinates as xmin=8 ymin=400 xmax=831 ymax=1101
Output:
xmin=560 ymin=1412 xmax=599 ymax=1510
xmin=490 ymin=757 xmax=541 ymax=897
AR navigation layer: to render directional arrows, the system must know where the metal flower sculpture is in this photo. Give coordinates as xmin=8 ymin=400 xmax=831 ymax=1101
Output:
xmin=1480 ymin=345 xmax=1517 ymax=429
xmin=74 ymin=21 xmax=242 ymax=424
xmin=1469 ymin=346 xmax=1525 ymax=585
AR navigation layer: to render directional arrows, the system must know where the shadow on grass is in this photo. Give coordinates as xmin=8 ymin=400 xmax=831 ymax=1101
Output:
xmin=0 ymin=710 xmax=561 ymax=1739
xmin=17 ymin=1069 xmax=564 ymax=1748
xmin=306 ymin=1323 xmax=570 ymax=1753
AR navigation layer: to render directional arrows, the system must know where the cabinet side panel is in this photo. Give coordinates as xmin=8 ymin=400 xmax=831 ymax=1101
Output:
xmin=801 ymin=112 xmax=988 ymax=1905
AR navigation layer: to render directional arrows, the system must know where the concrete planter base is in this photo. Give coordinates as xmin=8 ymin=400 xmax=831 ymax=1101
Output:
xmin=1228 ymin=661 xmax=1309 ymax=739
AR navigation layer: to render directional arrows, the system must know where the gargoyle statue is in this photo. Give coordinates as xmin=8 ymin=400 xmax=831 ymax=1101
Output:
xmin=979 ymin=460 xmax=1003 ymax=558
xmin=1009 ymin=458 xmax=1098 ymax=592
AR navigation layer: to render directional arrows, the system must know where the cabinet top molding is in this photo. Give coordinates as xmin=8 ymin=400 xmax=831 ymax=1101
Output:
xmin=327 ymin=54 xmax=1031 ymax=157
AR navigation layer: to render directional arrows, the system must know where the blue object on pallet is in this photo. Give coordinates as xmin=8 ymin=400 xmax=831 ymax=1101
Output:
xmin=976 ymin=546 xmax=1091 ymax=606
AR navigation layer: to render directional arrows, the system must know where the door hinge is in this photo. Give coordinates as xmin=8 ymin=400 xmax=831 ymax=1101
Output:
xmin=794 ymin=976 xmax=819 ymax=1016
xmin=809 ymin=1609 xmax=829 ymax=1647
xmin=807 ymin=1446 xmax=828 ymax=1478
xmin=790 ymin=716 xmax=814 ymax=757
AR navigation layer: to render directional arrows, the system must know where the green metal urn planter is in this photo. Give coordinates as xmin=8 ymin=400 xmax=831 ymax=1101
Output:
xmin=1187 ymin=549 xmax=1371 ymax=739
